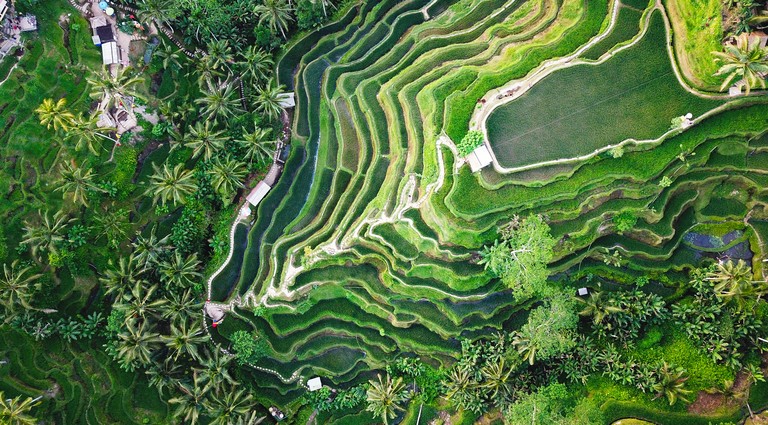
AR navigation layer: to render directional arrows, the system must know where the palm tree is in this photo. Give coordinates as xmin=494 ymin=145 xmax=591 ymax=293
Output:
xmin=169 ymin=371 xmax=208 ymax=425
xmin=254 ymin=77 xmax=285 ymax=121
xmin=652 ymin=362 xmax=692 ymax=405
xmin=479 ymin=358 xmax=513 ymax=404
xmin=159 ymin=252 xmax=202 ymax=289
xmin=67 ymin=113 xmax=117 ymax=154
xmin=35 ymin=98 xmax=74 ymax=132
xmin=146 ymin=162 xmax=198 ymax=206
xmin=197 ymin=349 xmax=238 ymax=395
xmin=707 ymin=259 xmax=768 ymax=310
xmin=194 ymin=55 xmax=224 ymax=87
xmin=161 ymin=289 xmax=203 ymax=327
xmin=56 ymin=161 xmax=103 ymax=207
xmin=155 ymin=39 xmax=184 ymax=72
xmin=87 ymin=66 xmax=145 ymax=110
xmin=136 ymin=0 xmax=180 ymax=29
xmin=195 ymin=78 xmax=243 ymax=122
xmin=116 ymin=318 xmax=162 ymax=371
xmin=206 ymin=39 xmax=234 ymax=71
xmin=0 ymin=261 xmax=41 ymax=314
xmin=121 ymin=282 xmax=167 ymax=322
xmin=254 ymin=0 xmax=294 ymax=39
xmin=100 ymin=256 xmax=145 ymax=300
xmin=184 ymin=121 xmax=228 ymax=161
xmin=93 ymin=208 xmax=130 ymax=248
xmin=206 ymin=388 xmax=255 ymax=425
xmin=576 ymin=290 xmax=623 ymax=325
xmin=713 ymin=33 xmax=768 ymax=95
xmin=234 ymin=412 xmax=266 ymax=425
xmin=238 ymin=127 xmax=276 ymax=164
xmin=132 ymin=226 xmax=171 ymax=268
xmin=366 ymin=374 xmax=407 ymax=425
xmin=209 ymin=155 xmax=248 ymax=198
xmin=240 ymin=46 xmax=273 ymax=85
xmin=163 ymin=321 xmax=208 ymax=361
xmin=22 ymin=211 xmax=73 ymax=259
xmin=0 ymin=391 xmax=41 ymax=425
xmin=146 ymin=359 xmax=183 ymax=397
xmin=512 ymin=331 xmax=537 ymax=366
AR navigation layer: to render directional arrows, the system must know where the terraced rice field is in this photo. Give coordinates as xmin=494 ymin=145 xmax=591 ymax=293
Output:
xmin=210 ymin=0 xmax=768 ymax=412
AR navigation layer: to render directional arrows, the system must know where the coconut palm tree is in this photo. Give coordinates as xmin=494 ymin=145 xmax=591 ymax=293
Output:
xmin=87 ymin=66 xmax=145 ymax=110
xmin=56 ymin=161 xmax=103 ymax=207
xmin=652 ymin=362 xmax=692 ymax=405
xmin=254 ymin=77 xmax=285 ymax=121
xmin=195 ymin=79 xmax=243 ymax=122
xmin=66 ymin=113 xmax=117 ymax=154
xmin=206 ymin=388 xmax=255 ymax=425
xmin=240 ymin=46 xmax=273 ymax=85
xmin=155 ymin=39 xmax=184 ymax=72
xmin=184 ymin=121 xmax=228 ymax=161
xmin=254 ymin=0 xmax=294 ymax=38
xmin=146 ymin=162 xmax=198 ymax=206
xmin=0 ymin=391 xmax=41 ymax=425
xmin=194 ymin=55 xmax=224 ymax=87
xmin=238 ymin=127 xmax=276 ymax=164
xmin=100 ymin=256 xmax=145 ymax=300
xmin=163 ymin=321 xmax=208 ymax=361
xmin=120 ymin=282 xmax=167 ymax=322
xmin=132 ymin=226 xmax=171 ymax=269
xmin=206 ymin=39 xmax=234 ymax=71
xmin=93 ymin=208 xmax=130 ymax=248
xmin=234 ymin=412 xmax=266 ymax=425
xmin=116 ymin=318 xmax=162 ymax=371
xmin=576 ymin=290 xmax=623 ymax=325
xmin=169 ymin=371 xmax=208 ymax=425
xmin=366 ymin=374 xmax=407 ymax=425
xmin=137 ymin=0 xmax=180 ymax=29
xmin=161 ymin=289 xmax=202 ymax=327
xmin=22 ymin=211 xmax=73 ymax=259
xmin=0 ymin=261 xmax=41 ymax=314
xmin=159 ymin=252 xmax=201 ymax=289
xmin=197 ymin=348 xmax=238 ymax=395
xmin=146 ymin=359 xmax=183 ymax=397
xmin=35 ymin=98 xmax=74 ymax=132
xmin=209 ymin=155 xmax=247 ymax=199
xmin=707 ymin=259 xmax=768 ymax=310
xmin=713 ymin=33 xmax=768 ymax=95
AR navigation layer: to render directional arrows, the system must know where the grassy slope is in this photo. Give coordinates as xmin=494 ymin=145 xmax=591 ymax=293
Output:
xmin=664 ymin=0 xmax=723 ymax=91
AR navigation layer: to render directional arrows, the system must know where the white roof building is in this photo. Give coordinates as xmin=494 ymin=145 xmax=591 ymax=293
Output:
xmin=246 ymin=181 xmax=272 ymax=207
xmin=101 ymin=41 xmax=119 ymax=65
xmin=467 ymin=144 xmax=493 ymax=172
xmin=0 ymin=1 xmax=8 ymax=23
xmin=276 ymin=92 xmax=295 ymax=108
xmin=307 ymin=377 xmax=323 ymax=392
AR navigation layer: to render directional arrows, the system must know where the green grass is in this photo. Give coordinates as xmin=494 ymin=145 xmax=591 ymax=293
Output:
xmin=486 ymin=11 xmax=723 ymax=169
xmin=664 ymin=0 xmax=723 ymax=90
xmin=581 ymin=4 xmax=644 ymax=60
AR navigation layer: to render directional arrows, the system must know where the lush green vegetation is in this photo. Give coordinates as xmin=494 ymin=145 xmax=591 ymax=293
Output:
xmin=2 ymin=0 xmax=768 ymax=423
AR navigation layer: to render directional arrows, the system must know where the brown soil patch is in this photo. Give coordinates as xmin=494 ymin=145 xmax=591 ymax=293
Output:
xmin=688 ymin=370 xmax=751 ymax=415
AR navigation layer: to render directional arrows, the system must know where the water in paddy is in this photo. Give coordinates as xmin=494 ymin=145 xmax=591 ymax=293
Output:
xmin=210 ymin=223 xmax=250 ymax=301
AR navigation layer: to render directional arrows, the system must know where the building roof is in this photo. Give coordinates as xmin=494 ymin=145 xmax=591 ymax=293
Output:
xmin=90 ymin=16 xmax=108 ymax=29
xmin=467 ymin=144 xmax=493 ymax=172
xmin=307 ymin=377 xmax=323 ymax=392
xmin=246 ymin=181 xmax=272 ymax=207
xmin=96 ymin=25 xmax=115 ymax=43
xmin=0 ymin=1 xmax=9 ymax=23
xmin=101 ymin=41 xmax=119 ymax=65
xmin=276 ymin=92 xmax=295 ymax=108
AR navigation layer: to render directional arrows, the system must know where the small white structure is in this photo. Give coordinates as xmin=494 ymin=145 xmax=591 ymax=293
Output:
xmin=246 ymin=181 xmax=272 ymax=207
xmin=466 ymin=144 xmax=493 ymax=172
xmin=577 ymin=287 xmax=589 ymax=297
xmin=276 ymin=92 xmax=295 ymax=108
xmin=0 ymin=0 xmax=8 ymax=23
xmin=307 ymin=377 xmax=323 ymax=392
xmin=101 ymin=41 xmax=119 ymax=65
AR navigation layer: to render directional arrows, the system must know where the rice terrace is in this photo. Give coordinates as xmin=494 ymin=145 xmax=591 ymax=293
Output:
xmin=1 ymin=0 xmax=768 ymax=423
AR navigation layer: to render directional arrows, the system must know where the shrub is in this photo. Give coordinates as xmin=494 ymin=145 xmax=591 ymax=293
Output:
xmin=456 ymin=130 xmax=484 ymax=156
xmin=637 ymin=326 xmax=664 ymax=349
xmin=231 ymin=330 xmax=269 ymax=365
xmin=613 ymin=211 xmax=638 ymax=234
